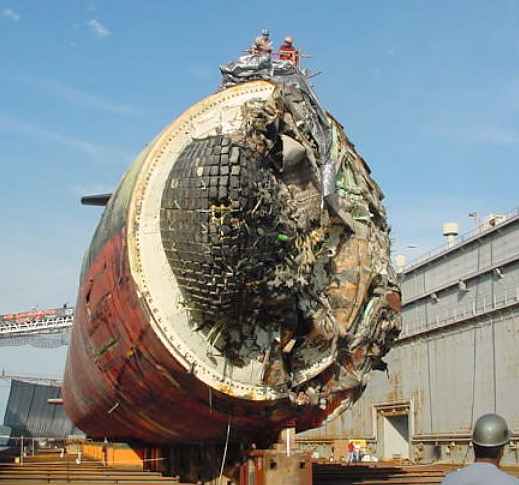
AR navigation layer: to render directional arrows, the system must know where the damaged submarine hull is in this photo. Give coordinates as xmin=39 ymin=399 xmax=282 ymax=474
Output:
xmin=63 ymin=79 xmax=401 ymax=445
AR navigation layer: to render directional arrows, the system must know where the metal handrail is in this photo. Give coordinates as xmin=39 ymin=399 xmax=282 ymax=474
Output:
xmin=402 ymin=247 xmax=519 ymax=306
xmin=403 ymin=206 xmax=519 ymax=272
xmin=400 ymin=284 xmax=519 ymax=339
xmin=0 ymin=312 xmax=74 ymax=337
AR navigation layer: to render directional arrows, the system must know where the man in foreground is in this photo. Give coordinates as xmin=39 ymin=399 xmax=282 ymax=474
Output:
xmin=441 ymin=413 xmax=519 ymax=484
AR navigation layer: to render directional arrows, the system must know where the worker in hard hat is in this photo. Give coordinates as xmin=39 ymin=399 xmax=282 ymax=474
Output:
xmin=279 ymin=36 xmax=300 ymax=66
xmin=251 ymin=29 xmax=272 ymax=56
xmin=441 ymin=414 xmax=518 ymax=484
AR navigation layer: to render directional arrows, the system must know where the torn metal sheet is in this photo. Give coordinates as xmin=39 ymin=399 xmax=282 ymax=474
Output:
xmin=158 ymin=63 xmax=401 ymax=420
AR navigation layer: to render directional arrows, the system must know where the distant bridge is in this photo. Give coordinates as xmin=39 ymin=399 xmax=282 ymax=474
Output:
xmin=0 ymin=307 xmax=74 ymax=346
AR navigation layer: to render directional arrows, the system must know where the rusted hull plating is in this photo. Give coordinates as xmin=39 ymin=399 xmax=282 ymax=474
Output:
xmin=64 ymin=230 xmax=307 ymax=444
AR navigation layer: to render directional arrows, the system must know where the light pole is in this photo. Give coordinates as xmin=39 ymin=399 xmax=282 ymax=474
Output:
xmin=393 ymin=244 xmax=420 ymax=272
xmin=468 ymin=212 xmax=480 ymax=231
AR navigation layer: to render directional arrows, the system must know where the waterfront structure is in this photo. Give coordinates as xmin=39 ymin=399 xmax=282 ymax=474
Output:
xmin=299 ymin=210 xmax=519 ymax=464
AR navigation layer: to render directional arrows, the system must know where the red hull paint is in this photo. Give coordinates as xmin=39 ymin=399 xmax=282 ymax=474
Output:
xmin=63 ymin=229 xmax=324 ymax=444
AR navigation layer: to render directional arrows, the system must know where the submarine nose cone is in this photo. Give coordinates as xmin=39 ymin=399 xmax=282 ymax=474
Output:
xmin=160 ymin=134 xmax=297 ymax=367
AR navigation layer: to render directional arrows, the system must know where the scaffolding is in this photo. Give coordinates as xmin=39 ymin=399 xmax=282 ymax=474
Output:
xmin=0 ymin=308 xmax=74 ymax=337
xmin=0 ymin=307 xmax=74 ymax=347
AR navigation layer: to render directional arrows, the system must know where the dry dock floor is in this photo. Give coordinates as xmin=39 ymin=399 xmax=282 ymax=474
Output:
xmin=313 ymin=461 xmax=519 ymax=484
xmin=4 ymin=450 xmax=519 ymax=484
xmin=0 ymin=449 xmax=183 ymax=484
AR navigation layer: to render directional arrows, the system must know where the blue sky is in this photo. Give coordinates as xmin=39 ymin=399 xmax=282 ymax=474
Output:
xmin=1 ymin=1 xmax=519 ymax=413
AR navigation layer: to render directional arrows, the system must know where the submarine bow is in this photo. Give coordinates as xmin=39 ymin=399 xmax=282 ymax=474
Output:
xmin=63 ymin=77 xmax=400 ymax=445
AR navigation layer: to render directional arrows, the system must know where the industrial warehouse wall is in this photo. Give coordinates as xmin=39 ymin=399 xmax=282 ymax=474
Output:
xmin=299 ymin=308 xmax=519 ymax=463
xmin=401 ymin=221 xmax=519 ymax=339
xmin=3 ymin=379 xmax=82 ymax=438
xmin=401 ymin=217 xmax=519 ymax=304
xmin=298 ymin=214 xmax=519 ymax=464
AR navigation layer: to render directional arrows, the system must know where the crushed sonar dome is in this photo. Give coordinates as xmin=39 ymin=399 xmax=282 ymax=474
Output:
xmin=63 ymin=41 xmax=401 ymax=446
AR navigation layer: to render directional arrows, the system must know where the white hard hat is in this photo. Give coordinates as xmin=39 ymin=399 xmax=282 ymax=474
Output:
xmin=284 ymin=36 xmax=293 ymax=44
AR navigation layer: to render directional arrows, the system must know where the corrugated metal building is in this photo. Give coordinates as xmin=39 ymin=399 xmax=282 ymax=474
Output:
xmin=4 ymin=379 xmax=82 ymax=438
xmin=299 ymin=211 xmax=519 ymax=464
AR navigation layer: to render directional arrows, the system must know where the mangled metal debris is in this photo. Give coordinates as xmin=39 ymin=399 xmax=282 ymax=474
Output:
xmin=162 ymin=41 xmax=402 ymax=418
